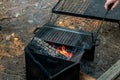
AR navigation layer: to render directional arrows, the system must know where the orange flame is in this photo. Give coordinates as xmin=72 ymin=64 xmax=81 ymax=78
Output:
xmin=56 ymin=46 xmax=73 ymax=58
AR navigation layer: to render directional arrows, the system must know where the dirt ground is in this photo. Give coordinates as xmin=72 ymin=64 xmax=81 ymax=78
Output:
xmin=0 ymin=0 xmax=120 ymax=80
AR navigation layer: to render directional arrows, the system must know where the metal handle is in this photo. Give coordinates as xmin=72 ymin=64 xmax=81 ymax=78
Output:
xmin=108 ymin=3 xmax=114 ymax=11
xmin=33 ymin=27 xmax=40 ymax=34
xmin=95 ymin=3 xmax=114 ymax=34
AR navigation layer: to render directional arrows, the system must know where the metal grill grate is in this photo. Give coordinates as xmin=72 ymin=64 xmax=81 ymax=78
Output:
xmin=35 ymin=24 xmax=93 ymax=49
xmin=53 ymin=0 xmax=90 ymax=15
xmin=52 ymin=0 xmax=120 ymax=22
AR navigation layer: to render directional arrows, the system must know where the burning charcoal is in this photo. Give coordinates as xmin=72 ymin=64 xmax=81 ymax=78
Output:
xmin=33 ymin=37 xmax=69 ymax=60
xmin=44 ymin=43 xmax=49 ymax=46
xmin=38 ymin=49 xmax=43 ymax=53
xmin=44 ymin=46 xmax=48 ymax=49
xmin=48 ymin=49 xmax=52 ymax=53
xmin=52 ymin=51 xmax=56 ymax=54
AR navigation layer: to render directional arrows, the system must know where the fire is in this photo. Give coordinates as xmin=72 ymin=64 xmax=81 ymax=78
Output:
xmin=56 ymin=45 xmax=73 ymax=58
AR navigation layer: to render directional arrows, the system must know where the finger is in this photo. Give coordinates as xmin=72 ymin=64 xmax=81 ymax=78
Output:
xmin=104 ymin=1 xmax=112 ymax=10
xmin=104 ymin=2 xmax=109 ymax=10
xmin=111 ymin=1 xmax=119 ymax=10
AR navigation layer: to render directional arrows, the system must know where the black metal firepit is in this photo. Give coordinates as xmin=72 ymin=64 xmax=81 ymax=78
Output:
xmin=25 ymin=27 xmax=96 ymax=80
xmin=24 ymin=37 xmax=83 ymax=80
xmin=25 ymin=13 xmax=100 ymax=80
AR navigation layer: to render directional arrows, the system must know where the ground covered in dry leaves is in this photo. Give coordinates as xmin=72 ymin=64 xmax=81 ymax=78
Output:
xmin=0 ymin=0 xmax=120 ymax=80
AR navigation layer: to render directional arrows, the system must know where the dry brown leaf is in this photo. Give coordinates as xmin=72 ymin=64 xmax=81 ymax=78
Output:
xmin=0 ymin=33 xmax=24 ymax=57
xmin=0 ymin=65 xmax=6 ymax=72
xmin=0 ymin=50 xmax=13 ymax=58
xmin=13 ymin=37 xmax=24 ymax=48
xmin=55 ymin=16 xmax=100 ymax=32
xmin=0 ymin=15 xmax=10 ymax=21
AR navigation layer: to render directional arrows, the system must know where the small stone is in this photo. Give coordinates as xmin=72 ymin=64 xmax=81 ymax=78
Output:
xmin=28 ymin=20 xmax=33 ymax=24
xmin=34 ymin=3 xmax=39 ymax=7
xmin=15 ymin=13 xmax=20 ymax=17
xmin=11 ymin=33 xmax=15 ymax=37
xmin=2 ymin=6 xmax=5 ymax=9
xmin=6 ymin=35 xmax=11 ymax=40
xmin=22 ymin=9 xmax=26 ymax=13
xmin=0 ymin=2 xmax=2 ymax=5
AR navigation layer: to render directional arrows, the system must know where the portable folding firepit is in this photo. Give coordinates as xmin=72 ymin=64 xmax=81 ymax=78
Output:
xmin=25 ymin=17 xmax=100 ymax=79
xmin=25 ymin=36 xmax=84 ymax=80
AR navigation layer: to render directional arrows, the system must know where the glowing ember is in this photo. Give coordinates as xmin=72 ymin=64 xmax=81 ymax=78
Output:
xmin=56 ymin=45 xmax=73 ymax=58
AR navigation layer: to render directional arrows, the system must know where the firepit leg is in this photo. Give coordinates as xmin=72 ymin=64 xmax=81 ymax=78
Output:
xmin=82 ymin=46 xmax=95 ymax=61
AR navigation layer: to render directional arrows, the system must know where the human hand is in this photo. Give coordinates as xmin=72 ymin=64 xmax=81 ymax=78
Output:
xmin=104 ymin=0 xmax=120 ymax=10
